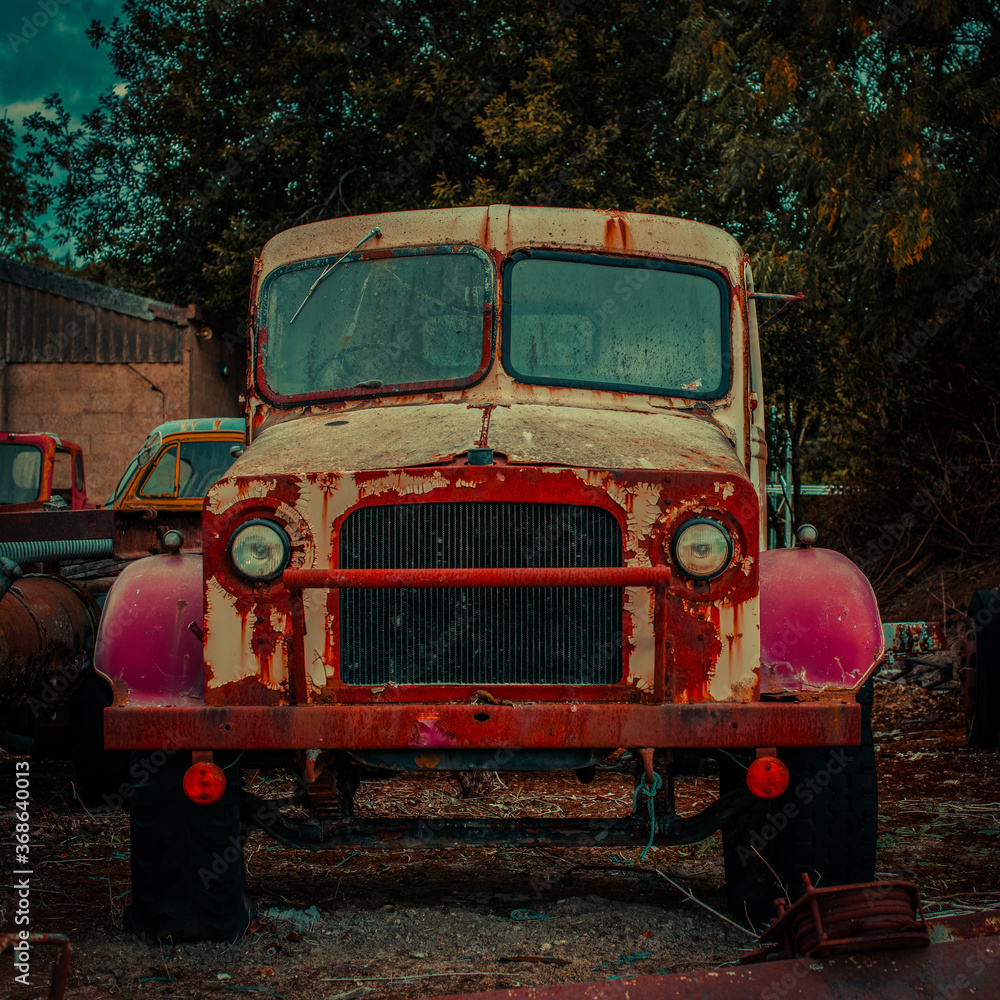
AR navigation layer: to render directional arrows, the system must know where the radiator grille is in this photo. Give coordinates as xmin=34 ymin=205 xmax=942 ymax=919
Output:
xmin=339 ymin=502 xmax=623 ymax=685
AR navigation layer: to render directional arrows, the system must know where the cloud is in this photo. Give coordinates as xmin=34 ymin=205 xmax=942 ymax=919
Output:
xmin=0 ymin=1 xmax=125 ymax=258
xmin=0 ymin=0 xmax=124 ymax=127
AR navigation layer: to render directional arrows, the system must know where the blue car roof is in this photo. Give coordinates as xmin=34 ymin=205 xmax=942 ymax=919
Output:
xmin=146 ymin=417 xmax=245 ymax=437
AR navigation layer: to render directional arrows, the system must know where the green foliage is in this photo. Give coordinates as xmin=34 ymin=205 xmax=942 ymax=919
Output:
xmin=0 ymin=117 xmax=48 ymax=259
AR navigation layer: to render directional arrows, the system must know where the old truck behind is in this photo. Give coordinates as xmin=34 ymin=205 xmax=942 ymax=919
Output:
xmin=0 ymin=419 xmax=244 ymax=797
xmin=93 ymin=206 xmax=885 ymax=941
xmin=0 ymin=432 xmax=89 ymax=510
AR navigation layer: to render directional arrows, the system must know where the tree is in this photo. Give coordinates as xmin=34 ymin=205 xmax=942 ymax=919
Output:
xmin=24 ymin=0 xmax=1000 ymax=571
xmin=0 ymin=117 xmax=48 ymax=259
xmin=660 ymin=1 xmax=999 ymax=564
xmin=25 ymin=1 xmax=702 ymax=313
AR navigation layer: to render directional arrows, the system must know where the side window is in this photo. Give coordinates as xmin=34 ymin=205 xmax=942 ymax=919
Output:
xmin=0 ymin=445 xmax=43 ymax=504
xmin=177 ymin=439 xmax=239 ymax=499
xmin=52 ymin=449 xmax=74 ymax=503
xmin=139 ymin=445 xmax=179 ymax=498
xmin=74 ymin=452 xmax=85 ymax=493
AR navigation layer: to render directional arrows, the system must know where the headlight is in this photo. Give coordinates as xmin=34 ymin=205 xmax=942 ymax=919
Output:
xmin=229 ymin=519 xmax=291 ymax=581
xmin=671 ymin=519 xmax=733 ymax=579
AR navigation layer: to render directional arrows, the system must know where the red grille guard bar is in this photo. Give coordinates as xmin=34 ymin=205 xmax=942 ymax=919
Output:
xmin=282 ymin=565 xmax=675 ymax=590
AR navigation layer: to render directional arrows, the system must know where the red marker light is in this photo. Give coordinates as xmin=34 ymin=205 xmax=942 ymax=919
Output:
xmin=183 ymin=762 xmax=227 ymax=804
xmin=746 ymin=756 xmax=789 ymax=799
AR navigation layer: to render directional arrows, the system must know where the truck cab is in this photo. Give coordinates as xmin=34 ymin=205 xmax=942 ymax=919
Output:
xmin=0 ymin=432 xmax=88 ymax=510
xmin=96 ymin=206 xmax=885 ymax=941
xmin=107 ymin=418 xmax=246 ymax=513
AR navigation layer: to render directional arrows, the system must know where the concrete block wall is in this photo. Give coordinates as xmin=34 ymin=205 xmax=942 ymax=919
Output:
xmin=1 ymin=339 xmax=242 ymax=503
xmin=0 ymin=259 xmax=245 ymax=502
xmin=187 ymin=332 xmax=244 ymax=420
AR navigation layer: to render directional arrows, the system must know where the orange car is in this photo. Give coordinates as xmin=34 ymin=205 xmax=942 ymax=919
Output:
xmin=108 ymin=418 xmax=245 ymax=511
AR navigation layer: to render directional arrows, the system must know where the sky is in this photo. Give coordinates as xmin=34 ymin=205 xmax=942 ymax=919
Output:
xmin=0 ymin=0 xmax=125 ymax=255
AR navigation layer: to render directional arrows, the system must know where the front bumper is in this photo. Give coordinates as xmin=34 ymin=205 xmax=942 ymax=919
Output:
xmin=103 ymin=700 xmax=860 ymax=750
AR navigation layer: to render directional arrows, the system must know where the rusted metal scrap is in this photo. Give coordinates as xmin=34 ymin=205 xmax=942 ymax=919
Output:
xmin=741 ymin=874 xmax=930 ymax=961
xmin=0 ymin=933 xmax=72 ymax=1000
xmin=881 ymin=621 xmax=948 ymax=666
xmin=0 ymin=574 xmax=100 ymax=725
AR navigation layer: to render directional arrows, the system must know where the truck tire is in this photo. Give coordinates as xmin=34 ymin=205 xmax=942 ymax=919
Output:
xmin=722 ymin=678 xmax=877 ymax=927
xmin=720 ymin=758 xmax=782 ymax=928
xmin=125 ymin=749 xmax=253 ymax=942
xmin=68 ymin=673 xmax=130 ymax=808
xmin=965 ymin=591 xmax=1000 ymax=747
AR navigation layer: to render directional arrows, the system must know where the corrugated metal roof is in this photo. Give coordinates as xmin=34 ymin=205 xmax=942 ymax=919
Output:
xmin=0 ymin=258 xmax=187 ymax=364
xmin=0 ymin=257 xmax=179 ymax=321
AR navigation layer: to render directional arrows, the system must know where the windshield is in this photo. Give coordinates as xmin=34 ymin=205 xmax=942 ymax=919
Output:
xmin=260 ymin=248 xmax=492 ymax=398
xmin=108 ymin=457 xmax=139 ymax=506
xmin=138 ymin=439 xmax=239 ymax=500
xmin=503 ymin=254 xmax=728 ymax=397
xmin=0 ymin=443 xmax=43 ymax=504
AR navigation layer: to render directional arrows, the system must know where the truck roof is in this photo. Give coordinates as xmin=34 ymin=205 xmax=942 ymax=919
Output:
xmin=257 ymin=205 xmax=746 ymax=282
xmin=141 ymin=417 xmax=245 ymax=438
xmin=3 ymin=431 xmax=68 ymax=446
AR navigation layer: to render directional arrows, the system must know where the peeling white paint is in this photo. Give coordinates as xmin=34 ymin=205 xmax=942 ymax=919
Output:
xmin=205 ymin=579 xmax=290 ymax=689
xmin=626 ymin=585 xmax=656 ymax=689
xmin=206 ymin=477 xmax=280 ymax=514
xmin=708 ymin=600 xmax=760 ymax=702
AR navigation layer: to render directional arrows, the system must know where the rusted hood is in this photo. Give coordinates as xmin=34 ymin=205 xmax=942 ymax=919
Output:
xmin=233 ymin=404 xmax=745 ymax=477
xmin=489 ymin=404 xmax=741 ymax=474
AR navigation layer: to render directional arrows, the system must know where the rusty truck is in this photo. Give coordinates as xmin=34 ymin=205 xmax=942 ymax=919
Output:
xmin=92 ymin=206 xmax=885 ymax=941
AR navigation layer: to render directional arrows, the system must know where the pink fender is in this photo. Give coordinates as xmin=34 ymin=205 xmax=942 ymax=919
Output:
xmin=759 ymin=547 xmax=884 ymax=695
xmin=94 ymin=553 xmax=205 ymax=705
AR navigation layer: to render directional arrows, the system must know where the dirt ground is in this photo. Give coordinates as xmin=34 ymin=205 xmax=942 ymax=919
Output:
xmin=1 ymin=661 xmax=998 ymax=1000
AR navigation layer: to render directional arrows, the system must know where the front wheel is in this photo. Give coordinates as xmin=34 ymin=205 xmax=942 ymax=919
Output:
xmin=67 ymin=673 xmax=130 ymax=808
xmin=125 ymin=749 xmax=253 ymax=942
xmin=722 ymin=678 xmax=878 ymax=927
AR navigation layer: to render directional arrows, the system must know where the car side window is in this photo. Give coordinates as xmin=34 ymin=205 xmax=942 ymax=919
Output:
xmin=139 ymin=445 xmax=179 ymax=498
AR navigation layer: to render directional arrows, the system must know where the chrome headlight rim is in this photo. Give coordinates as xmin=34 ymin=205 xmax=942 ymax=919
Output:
xmin=228 ymin=518 xmax=292 ymax=582
xmin=670 ymin=517 xmax=734 ymax=581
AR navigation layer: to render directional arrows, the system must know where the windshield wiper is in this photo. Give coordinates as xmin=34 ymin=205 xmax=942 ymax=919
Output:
xmin=289 ymin=226 xmax=381 ymax=324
